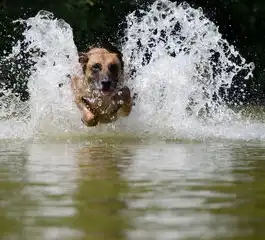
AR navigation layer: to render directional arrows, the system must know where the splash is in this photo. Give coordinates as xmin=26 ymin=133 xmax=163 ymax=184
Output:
xmin=121 ymin=0 xmax=258 ymax=140
xmin=0 ymin=11 xmax=88 ymax=140
xmin=0 ymin=1 xmax=264 ymax=141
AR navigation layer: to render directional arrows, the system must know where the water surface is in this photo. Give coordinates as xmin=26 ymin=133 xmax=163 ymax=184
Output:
xmin=1 ymin=137 xmax=265 ymax=240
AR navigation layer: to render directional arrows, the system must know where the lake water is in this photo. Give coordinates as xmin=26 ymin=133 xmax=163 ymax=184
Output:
xmin=1 ymin=136 xmax=265 ymax=240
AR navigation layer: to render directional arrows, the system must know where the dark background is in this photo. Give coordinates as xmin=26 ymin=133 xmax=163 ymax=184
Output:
xmin=0 ymin=0 xmax=264 ymax=104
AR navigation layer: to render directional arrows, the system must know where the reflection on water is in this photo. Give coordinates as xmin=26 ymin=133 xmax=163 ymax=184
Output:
xmin=1 ymin=139 xmax=265 ymax=239
xmin=73 ymin=143 xmax=133 ymax=240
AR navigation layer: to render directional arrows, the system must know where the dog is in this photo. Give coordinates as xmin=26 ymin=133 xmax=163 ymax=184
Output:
xmin=70 ymin=43 xmax=132 ymax=127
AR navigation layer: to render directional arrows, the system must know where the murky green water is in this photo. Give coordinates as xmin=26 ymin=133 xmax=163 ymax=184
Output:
xmin=1 ymin=137 xmax=265 ymax=240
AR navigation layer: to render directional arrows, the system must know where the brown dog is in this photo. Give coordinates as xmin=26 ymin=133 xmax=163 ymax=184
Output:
xmin=71 ymin=44 xmax=132 ymax=127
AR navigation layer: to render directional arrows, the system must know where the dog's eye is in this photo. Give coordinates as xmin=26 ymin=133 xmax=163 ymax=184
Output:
xmin=108 ymin=63 xmax=119 ymax=74
xmin=91 ymin=63 xmax=102 ymax=72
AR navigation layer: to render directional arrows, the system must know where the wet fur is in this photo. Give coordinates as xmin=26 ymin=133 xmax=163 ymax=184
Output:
xmin=71 ymin=43 xmax=132 ymax=127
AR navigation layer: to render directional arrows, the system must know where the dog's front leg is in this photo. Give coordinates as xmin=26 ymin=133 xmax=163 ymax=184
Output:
xmin=116 ymin=86 xmax=133 ymax=117
xmin=80 ymin=107 xmax=99 ymax=127
xmin=71 ymin=76 xmax=99 ymax=126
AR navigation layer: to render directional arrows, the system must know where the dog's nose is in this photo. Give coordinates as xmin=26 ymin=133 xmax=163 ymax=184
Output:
xmin=101 ymin=80 xmax=111 ymax=91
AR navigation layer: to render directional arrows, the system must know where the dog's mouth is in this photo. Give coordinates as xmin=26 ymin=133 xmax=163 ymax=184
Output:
xmin=101 ymin=80 xmax=112 ymax=93
xmin=88 ymin=76 xmax=118 ymax=95
xmin=98 ymin=80 xmax=118 ymax=95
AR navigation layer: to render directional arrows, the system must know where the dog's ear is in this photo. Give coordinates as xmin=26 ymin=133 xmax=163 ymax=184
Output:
xmin=78 ymin=52 xmax=88 ymax=72
xmin=87 ymin=44 xmax=97 ymax=52
xmin=101 ymin=42 xmax=124 ymax=71
xmin=78 ymin=52 xmax=88 ymax=64
xmin=113 ymin=49 xmax=124 ymax=72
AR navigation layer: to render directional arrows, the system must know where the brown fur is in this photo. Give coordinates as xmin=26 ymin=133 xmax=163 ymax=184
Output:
xmin=71 ymin=46 xmax=132 ymax=127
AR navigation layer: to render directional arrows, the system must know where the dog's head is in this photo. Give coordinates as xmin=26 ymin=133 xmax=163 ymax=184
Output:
xmin=78 ymin=43 xmax=124 ymax=93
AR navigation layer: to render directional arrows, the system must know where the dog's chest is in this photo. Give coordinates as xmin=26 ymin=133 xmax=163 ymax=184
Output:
xmin=82 ymin=90 xmax=123 ymax=116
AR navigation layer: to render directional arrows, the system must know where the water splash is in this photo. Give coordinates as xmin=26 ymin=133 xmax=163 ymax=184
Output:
xmin=121 ymin=0 xmax=257 ymax=140
xmin=0 ymin=10 xmax=87 ymax=140
xmin=1 ymin=1 xmax=264 ymax=141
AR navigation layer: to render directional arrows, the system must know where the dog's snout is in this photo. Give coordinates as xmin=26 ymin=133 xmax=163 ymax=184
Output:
xmin=101 ymin=80 xmax=111 ymax=91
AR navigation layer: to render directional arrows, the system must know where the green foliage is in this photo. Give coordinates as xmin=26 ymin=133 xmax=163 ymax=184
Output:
xmin=0 ymin=0 xmax=137 ymax=51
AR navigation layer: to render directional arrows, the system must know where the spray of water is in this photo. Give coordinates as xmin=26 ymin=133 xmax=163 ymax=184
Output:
xmin=121 ymin=0 xmax=255 ymax=134
xmin=1 ymin=0 xmax=264 ymax=141
xmin=0 ymin=11 xmax=87 ymax=140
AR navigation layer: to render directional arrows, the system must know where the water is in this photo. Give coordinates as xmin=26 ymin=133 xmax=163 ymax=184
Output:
xmin=2 ymin=139 xmax=265 ymax=240
xmin=1 ymin=0 xmax=265 ymax=239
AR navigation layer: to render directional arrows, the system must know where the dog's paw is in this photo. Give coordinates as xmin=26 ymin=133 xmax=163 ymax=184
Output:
xmin=81 ymin=118 xmax=98 ymax=127
xmin=80 ymin=107 xmax=98 ymax=127
xmin=112 ymin=86 xmax=131 ymax=103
